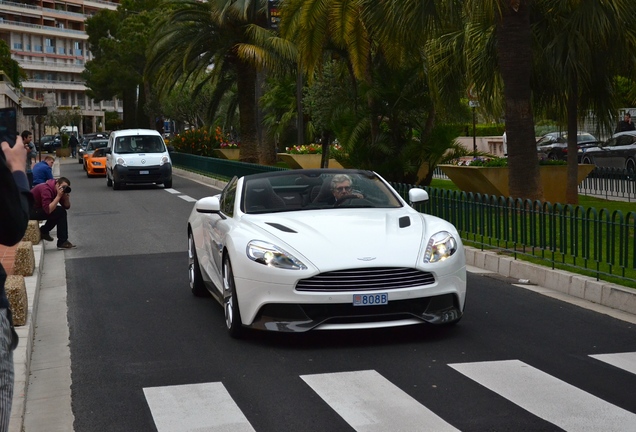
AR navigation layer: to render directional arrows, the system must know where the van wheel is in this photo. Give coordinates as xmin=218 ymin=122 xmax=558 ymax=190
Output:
xmin=113 ymin=179 xmax=122 ymax=190
xmin=106 ymin=176 xmax=112 ymax=187
xmin=164 ymin=180 xmax=172 ymax=188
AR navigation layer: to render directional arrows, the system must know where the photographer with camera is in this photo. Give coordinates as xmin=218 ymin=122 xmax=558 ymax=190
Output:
xmin=30 ymin=176 xmax=76 ymax=249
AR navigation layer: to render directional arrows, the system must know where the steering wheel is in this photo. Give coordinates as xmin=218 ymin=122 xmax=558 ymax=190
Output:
xmin=334 ymin=194 xmax=362 ymax=207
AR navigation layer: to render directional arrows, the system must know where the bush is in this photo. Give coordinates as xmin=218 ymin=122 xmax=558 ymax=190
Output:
xmin=170 ymin=128 xmax=219 ymax=156
xmin=461 ymin=157 xmax=566 ymax=167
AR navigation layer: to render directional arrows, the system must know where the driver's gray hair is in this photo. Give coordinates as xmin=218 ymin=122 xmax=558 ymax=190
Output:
xmin=331 ymin=174 xmax=352 ymax=190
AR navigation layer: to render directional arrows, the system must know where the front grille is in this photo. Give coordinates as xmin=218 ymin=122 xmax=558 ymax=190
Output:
xmin=295 ymin=267 xmax=435 ymax=292
xmin=127 ymin=167 xmax=162 ymax=181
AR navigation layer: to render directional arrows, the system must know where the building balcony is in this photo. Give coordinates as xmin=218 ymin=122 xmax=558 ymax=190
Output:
xmin=0 ymin=19 xmax=88 ymax=39
xmin=22 ymin=79 xmax=87 ymax=91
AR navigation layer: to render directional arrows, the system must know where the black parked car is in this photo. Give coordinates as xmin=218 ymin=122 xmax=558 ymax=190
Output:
xmin=536 ymin=132 xmax=599 ymax=161
xmin=39 ymin=134 xmax=61 ymax=152
xmin=580 ymin=131 xmax=636 ymax=172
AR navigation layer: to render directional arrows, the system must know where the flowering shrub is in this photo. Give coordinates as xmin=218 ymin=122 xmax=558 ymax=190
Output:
xmin=285 ymin=143 xmax=342 ymax=155
xmin=170 ymin=128 xmax=219 ymax=156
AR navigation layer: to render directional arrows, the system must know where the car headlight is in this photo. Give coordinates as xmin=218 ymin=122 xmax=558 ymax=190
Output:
xmin=160 ymin=155 xmax=170 ymax=166
xmin=246 ymin=240 xmax=307 ymax=270
xmin=423 ymin=231 xmax=458 ymax=263
xmin=116 ymin=157 xmax=127 ymax=167
xmin=91 ymin=161 xmax=102 ymax=166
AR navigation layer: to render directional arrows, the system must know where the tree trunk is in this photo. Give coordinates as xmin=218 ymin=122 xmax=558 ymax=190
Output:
xmin=497 ymin=0 xmax=543 ymax=202
xmin=236 ymin=63 xmax=259 ymax=163
xmin=565 ymin=79 xmax=579 ymax=205
xmin=122 ymin=86 xmax=137 ymax=129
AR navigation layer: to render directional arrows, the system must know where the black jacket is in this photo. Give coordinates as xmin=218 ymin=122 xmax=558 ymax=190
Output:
xmin=0 ymin=151 xmax=33 ymax=309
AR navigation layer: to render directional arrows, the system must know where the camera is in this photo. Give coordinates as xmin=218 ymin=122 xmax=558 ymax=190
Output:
xmin=62 ymin=185 xmax=71 ymax=194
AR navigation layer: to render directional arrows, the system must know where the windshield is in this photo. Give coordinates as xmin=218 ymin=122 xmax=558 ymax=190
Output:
xmin=114 ymin=135 xmax=165 ymax=154
xmin=241 ymin=171 xmax=403 ymax=214
xmin=87 ymin=140 xmax=108 ymax=151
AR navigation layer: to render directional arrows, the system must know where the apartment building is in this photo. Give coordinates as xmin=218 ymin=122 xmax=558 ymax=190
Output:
xmin=0 ymin=0 xmax=122 ymax=136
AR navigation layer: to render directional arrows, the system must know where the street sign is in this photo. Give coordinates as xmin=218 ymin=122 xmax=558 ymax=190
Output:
xmin=23 ymin=107 xmax=47 ymax=116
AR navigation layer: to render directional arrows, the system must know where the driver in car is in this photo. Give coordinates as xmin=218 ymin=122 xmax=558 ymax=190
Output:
xmin=331 ymin=174 xmax=363 ymax=203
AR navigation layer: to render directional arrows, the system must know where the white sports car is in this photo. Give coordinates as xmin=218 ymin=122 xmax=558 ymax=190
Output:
xmin=187 ymin=169 xmax=466 ymax=338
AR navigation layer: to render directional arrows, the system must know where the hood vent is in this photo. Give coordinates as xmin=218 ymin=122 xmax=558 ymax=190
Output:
xmin=265 ymin=222 xmax=297 ymax=233
xmin=399 ymin=216 xmax=410 ymax=228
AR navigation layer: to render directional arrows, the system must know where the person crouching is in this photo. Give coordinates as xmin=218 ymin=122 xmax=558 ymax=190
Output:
xmin=30 ymin=177 xmax=76 ymax=249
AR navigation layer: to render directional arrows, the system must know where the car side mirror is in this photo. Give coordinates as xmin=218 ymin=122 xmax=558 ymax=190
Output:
xmin=408 ymin=188 xmax=429 ymax=204
xmin=105 ymin=148 xmax=112 ymax=154
xmin=195 ymin=196 xmax=221 ymax=214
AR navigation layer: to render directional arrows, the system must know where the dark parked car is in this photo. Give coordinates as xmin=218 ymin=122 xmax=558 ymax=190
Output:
xmin=536 ymin=132 xmax=599 ymax=161
xmin=580 ymin=131 xmax=636 ymax=172
xmin=39 ymin=134 xmax=61 ymax=152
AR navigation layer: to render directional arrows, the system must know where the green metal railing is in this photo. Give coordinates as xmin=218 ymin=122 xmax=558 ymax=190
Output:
xmin=173 ymin=153 xmax=635 ymax=286
xmin=392 ymin=183 xmax=636 ymax=286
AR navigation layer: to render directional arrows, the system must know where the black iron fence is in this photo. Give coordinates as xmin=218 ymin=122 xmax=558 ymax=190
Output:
xmin=173 ymin=153 xmax=635 ymax=286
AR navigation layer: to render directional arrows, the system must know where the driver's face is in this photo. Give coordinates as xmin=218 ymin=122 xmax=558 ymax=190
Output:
xmin=332 ymin=181 xmax=352 ymax=199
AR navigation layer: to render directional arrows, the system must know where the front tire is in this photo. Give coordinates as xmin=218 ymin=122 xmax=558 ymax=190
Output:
xmin=582 ymin=156 xmax=593 ymax=165
xmin=223 ymin=256 xmax=243 ymax=338
xmin=106 ymin=176 xmax=113 ymax=187
xmin=164 ymin=179 xmax=173 ymax=188
xmin=188 ymin=233 xmax=207 ymax=297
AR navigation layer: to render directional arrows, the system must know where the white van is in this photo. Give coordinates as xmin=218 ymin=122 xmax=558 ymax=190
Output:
xmin=105 ymin=129 xmax=173 ymax=190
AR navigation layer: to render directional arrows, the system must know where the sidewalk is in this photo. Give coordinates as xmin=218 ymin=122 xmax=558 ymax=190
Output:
xmin=5 ymin=161 xmax=636 ymax=432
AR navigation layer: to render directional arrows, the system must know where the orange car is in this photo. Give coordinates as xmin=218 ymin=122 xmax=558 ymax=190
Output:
xmin=85 ymin=148 xmax=107 ymax=177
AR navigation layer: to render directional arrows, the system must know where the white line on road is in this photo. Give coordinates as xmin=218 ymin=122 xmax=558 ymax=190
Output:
xmin=301 ymin=370 xmax=459 ymax=432
xmin=590 ymin=352 xmax=636 ymax=375
xmin=164 ymin=187 xmax=197 ymax=202
xmin=143 ymin=382 xmax=256 ymax=432
xmin=449 ymin=359 xmax=636 ymax=432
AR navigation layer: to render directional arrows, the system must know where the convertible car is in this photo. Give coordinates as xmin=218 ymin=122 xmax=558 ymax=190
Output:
xmin=187 ymin=169 xmax=466 ymax=338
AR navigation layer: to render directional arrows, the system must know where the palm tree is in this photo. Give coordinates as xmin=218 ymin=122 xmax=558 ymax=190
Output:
xmin=147 ymin=0 xmax=269 ymax=163
xmin=531 ymin=0 xmax=636 ymax=204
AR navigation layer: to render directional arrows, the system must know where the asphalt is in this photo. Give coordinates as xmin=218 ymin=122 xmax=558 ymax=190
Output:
xmin=9 ymin=159 xmax=636 ymax=432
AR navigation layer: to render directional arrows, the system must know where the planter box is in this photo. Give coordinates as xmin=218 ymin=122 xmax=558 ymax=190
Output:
xmin=439 ymin=164 xmax=595 ymax=204
xmin=277 ymin=153 xmax=344 ymax=169
xmin=213 ymin=148 xmax=240 ymax=160
xmin=55 ymin=147 xmax=71 ymax=158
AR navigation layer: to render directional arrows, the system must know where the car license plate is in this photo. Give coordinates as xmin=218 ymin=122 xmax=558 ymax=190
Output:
xmin=139 ymin=170 xmax=149 ymax=174
xmin=353 ymin=293 xmax=388 ymax=306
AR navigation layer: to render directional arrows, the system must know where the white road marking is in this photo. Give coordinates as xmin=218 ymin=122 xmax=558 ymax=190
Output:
xmin=449 ymin=359 xmax=636 ymax=432
xmin=301 ymin=370 xmax=459 ymax=432
xmin=164 ymin=187 xmax=197 ymax=202
xmin=143 ymin=382 xmax=256 ymax=432
xmin=590 ymin=352 xmax=636 ymax=375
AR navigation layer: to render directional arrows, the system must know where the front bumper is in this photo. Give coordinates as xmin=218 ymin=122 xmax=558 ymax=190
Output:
xmin=233 ymin=264 xmax=466 ymax=332
xmin=112 ymin=163 xmax=172 ymax=185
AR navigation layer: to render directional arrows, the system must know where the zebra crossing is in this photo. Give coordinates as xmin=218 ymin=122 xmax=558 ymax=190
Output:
xmin=143 ymin=351 xmax=636 ymax=432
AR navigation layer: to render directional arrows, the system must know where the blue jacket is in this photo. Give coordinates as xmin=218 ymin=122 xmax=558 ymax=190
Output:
xmin=32 ymin=160 xmax=53 ymax=186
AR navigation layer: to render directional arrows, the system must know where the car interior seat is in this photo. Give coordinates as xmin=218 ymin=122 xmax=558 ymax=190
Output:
xmin=245 ymin=179 xmax=286 ymax=213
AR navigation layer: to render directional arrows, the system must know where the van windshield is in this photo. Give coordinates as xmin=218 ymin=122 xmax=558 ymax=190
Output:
xmin=114 ymin=135 xmax=165 ymax=154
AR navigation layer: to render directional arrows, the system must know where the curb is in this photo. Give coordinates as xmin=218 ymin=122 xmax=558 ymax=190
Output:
xmin=465 ymin=247 xmax=636 ymax=317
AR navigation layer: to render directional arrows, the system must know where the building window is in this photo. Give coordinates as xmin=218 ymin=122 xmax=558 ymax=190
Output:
xmin=34 ymin=45 xmax=43 ymax=52
xmin=13 ymin=43 xmax=22 ymax=50
xmin=57 ymin=47 xmax=66 ymax=54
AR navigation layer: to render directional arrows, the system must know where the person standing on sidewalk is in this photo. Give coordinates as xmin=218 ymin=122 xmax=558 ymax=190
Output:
xmin=22 ymin=131 xmax=36 ymax=188
xmin=0 ymin=136 xmax=33 ymax=431
xmin=30 ymin=177 xmax=76 ymax=250
xmin=69 ymin=134 xmax=79 ymax=158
